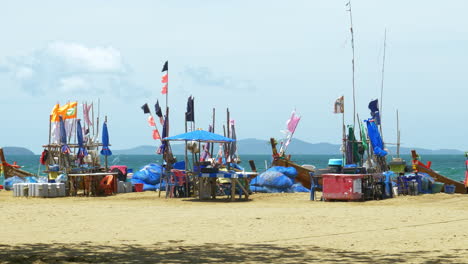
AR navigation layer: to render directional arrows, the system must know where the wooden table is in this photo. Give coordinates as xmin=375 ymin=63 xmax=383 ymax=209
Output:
xmin=198 ymin=172 xmax=257 ymax=201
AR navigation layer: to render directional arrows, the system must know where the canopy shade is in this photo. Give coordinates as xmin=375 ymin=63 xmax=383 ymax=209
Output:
xmin=164 ymin=130 xmax=235 ymax=143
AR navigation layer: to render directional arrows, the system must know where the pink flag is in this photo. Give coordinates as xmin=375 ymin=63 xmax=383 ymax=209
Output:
xmin=161 ymin=84 xmax=168 ymax=95
xmin=148 ymin=116 xmax=156 ymax=127
xmin=152 ymin=129 xmax=161 ymax=140
xmin=83 ymin=103 xmax=93 ymax=127
xmin=161 ymin=74 xmax=168 ymax=83
xmin=286 ymin=111 xmax=301 ymax=133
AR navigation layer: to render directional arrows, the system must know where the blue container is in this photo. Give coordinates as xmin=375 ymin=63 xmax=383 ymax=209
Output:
xmin=328 ymin=159 xmax=343 ymax=166
xmin=444 ymin=184 xmax=455 ymax=194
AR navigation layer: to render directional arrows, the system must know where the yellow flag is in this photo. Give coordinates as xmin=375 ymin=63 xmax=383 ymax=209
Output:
xmin=50 ymin=102 xmax=78 ymax=121
xmin=50 ymin=104 xmax=60 ymax=122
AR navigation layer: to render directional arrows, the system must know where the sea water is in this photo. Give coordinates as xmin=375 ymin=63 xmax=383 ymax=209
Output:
xmin=6 ymin=154 xmax=467 ymax=182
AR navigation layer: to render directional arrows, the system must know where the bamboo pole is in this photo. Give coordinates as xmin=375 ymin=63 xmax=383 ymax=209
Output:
xmin=211 ymin=108 xmax=215 ymax=160
xmin=347 ymin=0 xmax=356 ymax=129
xmin=379 ymin=29 xmax=387 ymax=142
xmin=396 ymin=110 xmax=400 ymax=158
xmin=104 ymin=116 xmax=108 ymax=171
xmin=226 ymin=108 xmax=230 ymax=170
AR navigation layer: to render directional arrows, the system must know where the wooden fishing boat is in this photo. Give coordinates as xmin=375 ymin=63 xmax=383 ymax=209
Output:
xmin=269 ymin=138 xmax=316 ymax=189
xmin=411 ymin=150 xmax=466 ymax=194
xmin=0 ymin=148 xmax=34 ymax=178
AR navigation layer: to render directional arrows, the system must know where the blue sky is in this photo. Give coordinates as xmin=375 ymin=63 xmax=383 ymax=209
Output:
xmin=0 ymin=0 xmax=467 ymax=154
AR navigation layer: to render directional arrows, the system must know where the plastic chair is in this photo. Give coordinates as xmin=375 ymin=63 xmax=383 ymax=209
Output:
xmin=169 ymin=169 xmax=187 ymax=198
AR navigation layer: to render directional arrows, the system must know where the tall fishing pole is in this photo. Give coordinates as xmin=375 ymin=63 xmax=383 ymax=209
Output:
xmin=380 ymin=29 xmax=387 ymax=141
xmin=347 ymin=0 xmax=356 ymax=129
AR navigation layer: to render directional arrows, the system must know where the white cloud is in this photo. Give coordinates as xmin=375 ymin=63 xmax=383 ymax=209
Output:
xmin=59 ymin=76 xmax=88 ymax=92
xmin=180 ymin=66 xmax=255 ymax=91
xmin=0 ymin=42 xmax=148 ymax=98
xmin=47 ymin=42 xmax=124 ymax=73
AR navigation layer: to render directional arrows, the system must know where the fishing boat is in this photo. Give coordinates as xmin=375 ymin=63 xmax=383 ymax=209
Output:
xmin=269 ymin=138 xmax=316 ymax=189
xmin=411 ymin=150 xmax=467 ymax=194
xmin=0 ymin=148 xmax=34 ymax=178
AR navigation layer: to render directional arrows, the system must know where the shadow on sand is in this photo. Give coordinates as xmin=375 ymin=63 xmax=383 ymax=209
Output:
xmin=0 ymin=242 xmax=465 ymax=264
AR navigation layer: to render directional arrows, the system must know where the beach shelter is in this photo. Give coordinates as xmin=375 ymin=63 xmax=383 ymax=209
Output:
xmin=164 ymin=130 xmax=235 ymax=143
xmin=59 ymin=116 xmax=71 ymax=154
xmin=76 ymin=119 xmax=88 ymax=164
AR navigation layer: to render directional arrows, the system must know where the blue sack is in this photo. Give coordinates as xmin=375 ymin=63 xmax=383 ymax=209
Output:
xmin=253 ymin=171 xmax=294 ymax=189
xmin=132 ymin=163 xmax=164 ymax=185
xmin=4 ymin=176 xmax=25 ymax=190
xmin=289 ymin=183 xmax=310 ymax=193
xmin=267 ymin=166 xmax=297 ymax=178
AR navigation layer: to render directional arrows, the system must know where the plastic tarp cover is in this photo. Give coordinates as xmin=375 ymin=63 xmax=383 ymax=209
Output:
xmin=250 ymin=171 xmax=293 ymax=189
xmin=365 ymin=119 xmax=387 ymax=157
xmin=249 ymin=166 xmax=307 ymax=193
xmin=267 ymin=166 xmax=297 ymax=178
xmin=4 ymin=176 xmax=25 ymax=190
xmin=130 ymin=163 xmax=167 ymax=191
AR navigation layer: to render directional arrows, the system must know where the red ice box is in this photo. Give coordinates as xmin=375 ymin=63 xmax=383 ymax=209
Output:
xmin=322 ymin=174 xmax=365 ymax=201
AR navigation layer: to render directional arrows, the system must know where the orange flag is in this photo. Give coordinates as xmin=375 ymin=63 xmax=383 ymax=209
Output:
xmin=152 ymin=129 xmax=161 ymax=140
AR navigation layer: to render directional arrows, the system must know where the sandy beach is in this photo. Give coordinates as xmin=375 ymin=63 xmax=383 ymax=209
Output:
xmin=0 ymin=191 xmax=467 ymax=263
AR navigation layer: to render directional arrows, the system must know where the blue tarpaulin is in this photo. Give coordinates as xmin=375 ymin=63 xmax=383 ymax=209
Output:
xmin=164 ymin=130 xmax=235 ymax=143
xmin=365 ymin=119 xmax=387 ymax=157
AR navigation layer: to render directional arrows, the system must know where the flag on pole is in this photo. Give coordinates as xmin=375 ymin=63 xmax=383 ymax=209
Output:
xmin=148 ymin=116 xmax=156 ymax=127
xmin=154 ymin=100 xmax=164 ymax=125
xmin=141 ymin=103 xmax=151 ymax=114
xmin=161 ymin=84 xmax=168 ymax=95
xmin=185 ymin=96 xmax=194 ymax=122
xmin=368 ymin=99 xmax=380 ymax=125
xmin=286 ymin=111 xmax=301 ymax=134
xmin=161 ymin=61 xmax=168 ymax=94
xmin=83 ymin=103 xmax=93 ymax=127
xmin=152 ymin=129 xmax=161 ymax=140
xmin=334 ymin=96 xmax=344 ymax=114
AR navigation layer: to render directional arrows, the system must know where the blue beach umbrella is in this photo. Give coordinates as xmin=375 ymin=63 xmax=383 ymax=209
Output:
xmin=164 ymin=130 xmax=235 ymax=143
xmin=59 ymin=116 xmax=71 ymax=154
xmin=100 ymin=121 xmax=112 ymax=156
xmin=76 ymin=119 xmax=88 ymax=161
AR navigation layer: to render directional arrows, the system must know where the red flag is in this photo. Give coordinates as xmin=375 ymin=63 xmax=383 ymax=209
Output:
xmin=148 ymin=116 xmax=156 ymax=127
xmin=161 ymin=74 xmax=168 ymax=83
xmin=152 ymin=129 xmax=161 ymax=140
xmin=161 ymin=84 xmax=168 ymax=95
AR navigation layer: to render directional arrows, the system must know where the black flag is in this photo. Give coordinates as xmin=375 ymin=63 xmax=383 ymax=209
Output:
xmin=161 ymin=61 xmax=168 ymax=72
xmin=141 ymin=103 xmax=150 ymax=114
xmin=185 ymin=96 xmax=194 ymax=122
xmin=154 ymin=100 xmax=163 ymax=118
